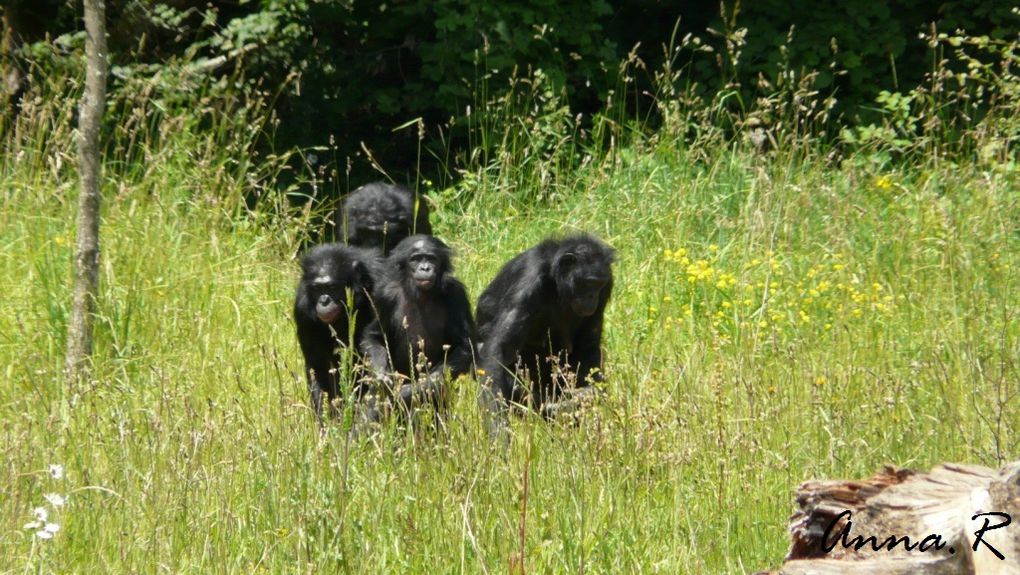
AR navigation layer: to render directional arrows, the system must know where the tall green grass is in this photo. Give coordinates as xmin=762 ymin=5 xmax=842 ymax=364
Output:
xmin=1 ymin=28 xmax=1018 ymax=573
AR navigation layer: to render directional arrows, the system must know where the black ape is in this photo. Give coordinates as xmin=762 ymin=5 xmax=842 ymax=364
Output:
xmin=294 ymin=244 xmax=380 ymax=420
xmin=335 ymin=182 xmax=432 ymax=253
xmin=476 ymin=234 xmax=614 ymax=433
xmin=360 ymin=235 xmax=475 ymax=420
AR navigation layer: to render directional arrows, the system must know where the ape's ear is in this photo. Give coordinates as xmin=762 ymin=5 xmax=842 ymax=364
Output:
xmin=604 ymin=246 xmax=617 ymax=264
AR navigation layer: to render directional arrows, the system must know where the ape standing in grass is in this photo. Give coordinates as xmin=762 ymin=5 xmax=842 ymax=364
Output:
xmin=360 ymin=235 xmax=475 ymax=423
xmin=293 ymin=244 xmax=380 ymax=421
xmin=335 ymin=182 xmax=431 ymax=253
xmin=476 ymin=234 xmax=614 ymax=438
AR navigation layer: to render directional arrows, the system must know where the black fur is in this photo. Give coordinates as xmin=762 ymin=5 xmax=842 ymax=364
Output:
xmin=335 ymin=182 xmax=431 ymax=253
xmin=475 ymin=234 xmax=614 ymax=435
xmin=360 ymin=235 xmax=475 ymax=420
xmin=293 ymin=244 xmax=380 ymax=420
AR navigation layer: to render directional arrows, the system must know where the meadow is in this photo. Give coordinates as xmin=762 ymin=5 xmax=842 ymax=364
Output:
xmin=1 ymin=43 xmax=1018 ymax=573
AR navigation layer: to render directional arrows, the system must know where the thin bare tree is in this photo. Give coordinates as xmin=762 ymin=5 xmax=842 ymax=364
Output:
xmin=65 ymin=0 xmax=107 ymax=383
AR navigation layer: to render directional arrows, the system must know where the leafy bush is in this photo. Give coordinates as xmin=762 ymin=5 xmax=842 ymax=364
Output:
xmin=2 ymin=0 xmax=1016 ymax=194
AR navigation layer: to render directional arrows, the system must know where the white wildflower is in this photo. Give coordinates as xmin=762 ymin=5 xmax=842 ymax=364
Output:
xmin=44 ymin=493 xmax=66 ymax=507
xmin=23 ymin=520 xmax=41 ymax=530
xmin=33 ymin=522 xmax=60 ymax=540
xmin=49 ymin=464 xmax=64 ymax=479
xmin=33 ymin=507 xmax=48 ymax=522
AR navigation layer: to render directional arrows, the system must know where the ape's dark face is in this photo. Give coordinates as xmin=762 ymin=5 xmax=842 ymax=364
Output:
xmin=340 ymin=183 xmax=428 ymax=252
xmin=348 ymin=202 xmax=409 ymax=248
xmin=299 ymin=246 xmax=369 ymax=325
xmin=407 ymin=250 xmax=439 ymax=291
xmin=310 ymin=275 xmax=345 ymax=324
xmin=568 ymin=274 xmax=610 ymax=317
xmin=555 ymin=245 xmax=614 ymax=318
xmin=360 ymin=225 xmax=403 ymax=250
xmin=391 ymin=235 xmax=452 ymax=297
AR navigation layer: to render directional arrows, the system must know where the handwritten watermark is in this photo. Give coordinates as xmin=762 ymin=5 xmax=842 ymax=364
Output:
xmin=821 ymin=510 xmax=1012 ymax=559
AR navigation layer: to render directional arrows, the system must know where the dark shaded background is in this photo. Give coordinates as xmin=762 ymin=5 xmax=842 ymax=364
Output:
xmin=2 ymin=0 xmax=1016 ymax=195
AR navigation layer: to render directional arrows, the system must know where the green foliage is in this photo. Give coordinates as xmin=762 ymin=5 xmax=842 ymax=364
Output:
xmin=839 ymin=20 xmax=1020 ymax=165
xmin=678 ymin=0 xmax=1018 ymax=116
xmin=179 ymin=0 xmax=617 ymax=187
xmin=731 ymin=1 xmax=914 ymax=93
xmin=6 ymin=0 xmax=1015 ymax=191
xmin=840 ymin=90 xmax=918 ymax=151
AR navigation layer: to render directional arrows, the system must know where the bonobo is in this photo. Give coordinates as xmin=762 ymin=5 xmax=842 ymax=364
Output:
xmin=476 ymin=234 xmax=614 ymax=436
xmin=360 ymin=235 xmax=475 ymax=422
xmin=334 ymin=182 xmax=431 ymax=253
xmin=293 ymin=244 xmax=380 ymax=421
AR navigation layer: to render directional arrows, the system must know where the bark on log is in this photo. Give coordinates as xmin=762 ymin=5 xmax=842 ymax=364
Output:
xmin=756 ymin=461 xmax=1020 ymax=575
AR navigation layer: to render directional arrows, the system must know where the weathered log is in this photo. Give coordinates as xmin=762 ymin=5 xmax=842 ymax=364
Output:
xmin=755 ymin=461 xmax=1020 ymax=575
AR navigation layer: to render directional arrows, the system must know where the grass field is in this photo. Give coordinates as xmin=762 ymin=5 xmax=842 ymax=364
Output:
xmin=1 ymin=68 xmax=1018 ymax=573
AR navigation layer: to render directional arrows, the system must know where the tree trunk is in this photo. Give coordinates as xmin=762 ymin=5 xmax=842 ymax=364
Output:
xmin=755 ymin=461 xmax=1020 ymax=575
xmin=65 ymin=0 xmax=107 ymax=384
xmin=2 ymin=5 xmax=25 ymax=103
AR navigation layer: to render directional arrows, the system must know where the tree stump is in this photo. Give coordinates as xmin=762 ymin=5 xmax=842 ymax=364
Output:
xmin=756 ymin=461 xmax=1020 ymax=575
